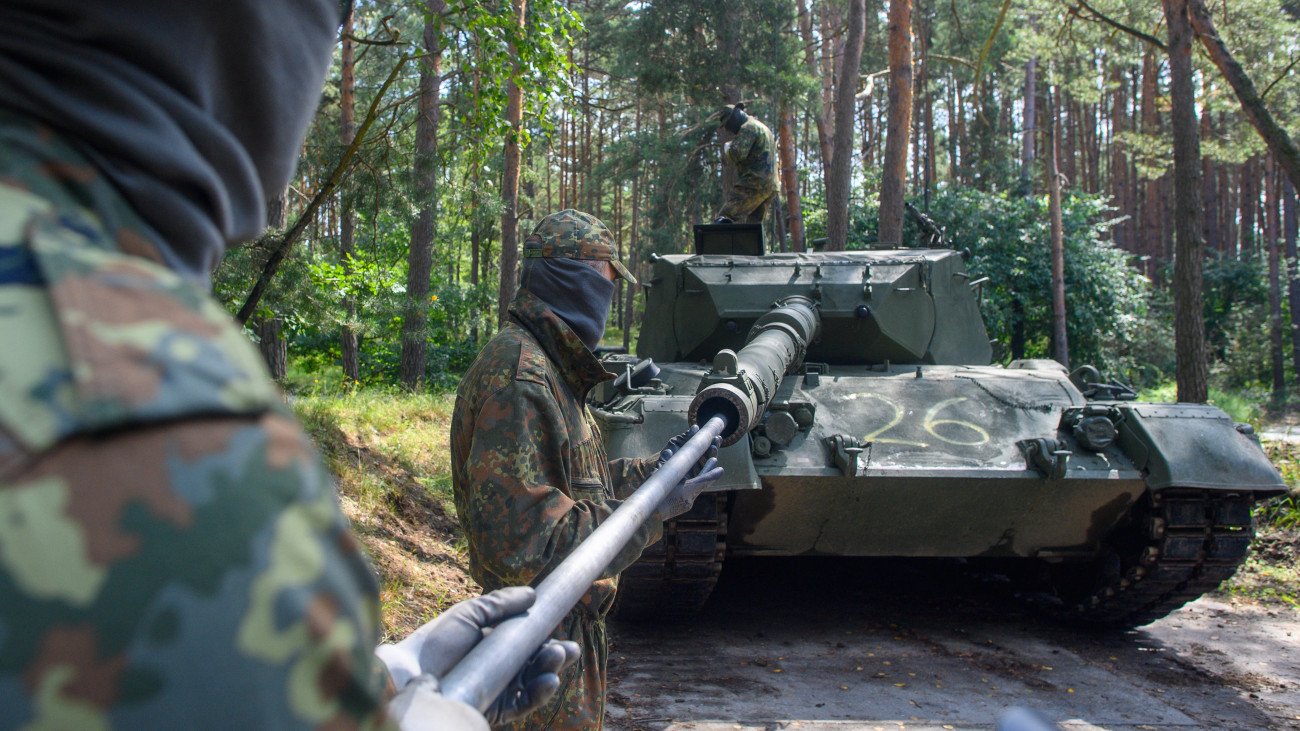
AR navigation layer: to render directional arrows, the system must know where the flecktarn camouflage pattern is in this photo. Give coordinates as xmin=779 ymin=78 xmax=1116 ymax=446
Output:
xmin=521 ymin=209 xmax=636 ymax=285
xmin=718 ymin=116 xmax=779 ymax=223
xmin=450 ymin=288 xmax=661 ymax=730
xmin=0 ymin=111 xmax=394 ymax=728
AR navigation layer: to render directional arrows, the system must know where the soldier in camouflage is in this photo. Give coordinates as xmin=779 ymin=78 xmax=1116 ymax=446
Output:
xmin=0 ymin=1 xmax=574 ymax=729
xmin=712 ymin=104 xmax=781 ymax=225
xmin=451 ymin=209 xmax=722 ymax=731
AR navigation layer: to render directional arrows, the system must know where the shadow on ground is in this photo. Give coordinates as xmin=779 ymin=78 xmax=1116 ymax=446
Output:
xmin=607 ymin=557 xmax=1294 ymax=730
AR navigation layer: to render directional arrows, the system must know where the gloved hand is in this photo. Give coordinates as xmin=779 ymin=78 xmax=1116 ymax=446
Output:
xmin=375 ymin=587 xmax=580 ymax=727
xmin=654 ymin=425 xmax=724 ymax=520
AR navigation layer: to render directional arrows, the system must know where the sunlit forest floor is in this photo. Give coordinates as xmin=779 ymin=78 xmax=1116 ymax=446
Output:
xmin=288 ymin=379 xmax=1300 ymax=634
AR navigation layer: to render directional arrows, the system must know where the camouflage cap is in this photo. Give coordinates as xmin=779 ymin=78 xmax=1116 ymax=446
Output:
xmin=522 ymin=209 xmax=637 ymax=285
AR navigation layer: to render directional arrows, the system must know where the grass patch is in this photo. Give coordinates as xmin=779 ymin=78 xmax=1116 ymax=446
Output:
xmin=292 ymin=387 xmax=477 ymax=640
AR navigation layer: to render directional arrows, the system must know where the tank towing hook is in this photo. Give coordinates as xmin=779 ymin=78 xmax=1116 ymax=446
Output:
xmin=1018 ymin=438 xmax=1072 ymax=479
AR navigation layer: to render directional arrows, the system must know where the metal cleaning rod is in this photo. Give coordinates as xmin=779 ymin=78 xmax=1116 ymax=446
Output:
xmin=438 ymin=414 xmax=729 ymax=713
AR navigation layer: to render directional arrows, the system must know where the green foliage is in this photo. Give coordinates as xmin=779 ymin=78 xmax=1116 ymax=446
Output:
xmin=922 ymin=186 xmax=1158 ymax=383
xmin=1199 ymin=253 xmax=1280 ymax=389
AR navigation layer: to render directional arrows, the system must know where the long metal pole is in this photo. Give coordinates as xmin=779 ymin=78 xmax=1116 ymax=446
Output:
xmin=438 ymin=415 xmax=729 ymax=712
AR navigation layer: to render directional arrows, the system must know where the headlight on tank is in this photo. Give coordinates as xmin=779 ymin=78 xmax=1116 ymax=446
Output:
xmin=1073 ymin=414 xmax=1118 ymax=452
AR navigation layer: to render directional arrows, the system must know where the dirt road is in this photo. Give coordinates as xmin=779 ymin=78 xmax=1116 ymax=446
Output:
xmin=606 ymin=557 xmax=1300 ymax=731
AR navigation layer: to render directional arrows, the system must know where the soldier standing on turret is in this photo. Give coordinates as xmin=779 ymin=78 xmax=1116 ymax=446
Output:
xmin=712 ymin=103 xmax=780 ymax=225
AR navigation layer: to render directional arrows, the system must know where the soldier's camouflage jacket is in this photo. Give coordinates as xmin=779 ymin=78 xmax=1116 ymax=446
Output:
xmin=0 ymin=111 xmax=394 ymax=729
xmin=451 ymin=289 xmax=663 ymax=730
xmin=724 ymin=116 xmax=780 ymax=195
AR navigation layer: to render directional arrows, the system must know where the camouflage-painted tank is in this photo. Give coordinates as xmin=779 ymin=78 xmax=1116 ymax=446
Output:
xmin=589 ymin=223 xmax=1287 ymax=628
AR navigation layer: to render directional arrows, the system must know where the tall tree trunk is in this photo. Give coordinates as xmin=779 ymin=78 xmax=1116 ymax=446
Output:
xmin=1047 ymin=82 xmax=1069 ymax=368
xmin=1268 ymin=155 xmax=1285 ymax=398
xmin=825 ymin=0 xmax=867 ymax=250
xmin=339 ymin=16 xmax=360 ymax=382
xmin=399 ymin=9 xmax=444 ymax=390
xmin=1021 ymin=58 xmax=1037 ymax=184
xmin=1140 ymin=51 xmax=1161 ymax=278
xmin=1201 ymin=94 xmax=1219 ymax=255
xmin=1285 ymin=176 xmax=1300 ymax=385
xmin=1066 ymin=93 xmax=1076 ymax=188
xmin=471 ymin=169 xmax=481 ymax=344
xmin=1110 ymin=65 xmax=1129 ymax=253
xmin=1164 ymin=0 xmax=1209 ymax=404
xmin=1241 ymin=155 xmax=1259 ymax=253
xmin=1222 ymin=162 xmax=1237 ymax=255
xmin=920 ymin=2 xmax=935 ymax=212
xmin=497 ymin=0 xmax=527 ymax=328
xmin=876 ymin=0 xmax=913 ymax=248
xmin=624 ymin=111 xmax=640 ymax=353
xmin=779 ymin=107 xmax=806 ymax=252
xmin=256 ymin=189 xmax=289 ymax=380
xmin=951 ymin=75 xmax=961 ymax=180
xmin=808 ymin=0 xmax=840 ymax=180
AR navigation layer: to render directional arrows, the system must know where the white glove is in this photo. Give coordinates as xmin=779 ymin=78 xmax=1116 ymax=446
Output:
xmin=653 ymin=425 xmax=724 ymax=520
xmin=375 ymin=587 xmax=580 ymax=727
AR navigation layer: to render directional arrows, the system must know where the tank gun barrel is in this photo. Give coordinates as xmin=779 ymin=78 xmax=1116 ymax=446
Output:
xmin=438 ymin=415 xmax=729 ymax=713
xmin=689 ymin=296 xmax=820 ymax=446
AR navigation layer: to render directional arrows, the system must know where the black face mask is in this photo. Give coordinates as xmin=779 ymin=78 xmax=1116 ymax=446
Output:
xmin=724 ymin=106 xmax=749 ymax=133
xmin=0 ymin=0 xmax=340 ymax=283
xmin=521 ymin=258 xmax=617 ymax=351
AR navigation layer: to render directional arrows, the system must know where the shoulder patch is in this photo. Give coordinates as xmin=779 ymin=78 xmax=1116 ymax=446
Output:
xmin=0 ymin=182 xmax=284 ymax=457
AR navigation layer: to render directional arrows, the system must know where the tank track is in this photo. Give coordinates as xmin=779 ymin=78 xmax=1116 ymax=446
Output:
xmin=1047 ymin=489 xmax=1256 ymax=628
xmin=611 ymin=493 xmax=727 ymax=621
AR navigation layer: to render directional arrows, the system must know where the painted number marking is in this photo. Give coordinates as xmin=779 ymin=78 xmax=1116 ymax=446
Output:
xmin=844 ymin=393 xmax=990 ymax=448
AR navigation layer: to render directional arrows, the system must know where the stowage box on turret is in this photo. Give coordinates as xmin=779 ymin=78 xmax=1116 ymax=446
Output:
xmin=589 ymin=224 xmax=1287 ymax=628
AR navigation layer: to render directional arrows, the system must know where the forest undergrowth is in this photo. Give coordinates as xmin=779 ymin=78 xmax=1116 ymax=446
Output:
xmin=291 ymin=381 xmax=1300 ymax=633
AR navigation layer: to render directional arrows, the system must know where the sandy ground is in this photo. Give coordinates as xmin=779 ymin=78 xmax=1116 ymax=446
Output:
xmin=606 ymin=557 xmax=1300 ymax=731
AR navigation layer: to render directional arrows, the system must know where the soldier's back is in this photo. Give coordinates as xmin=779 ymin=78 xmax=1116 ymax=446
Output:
xmin=0 ymin=114 xmax=392 ymax=729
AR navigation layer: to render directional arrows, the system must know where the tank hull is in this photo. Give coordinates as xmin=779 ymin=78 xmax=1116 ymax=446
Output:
xmin=595 ymin=360 xmax=1286 ymax=626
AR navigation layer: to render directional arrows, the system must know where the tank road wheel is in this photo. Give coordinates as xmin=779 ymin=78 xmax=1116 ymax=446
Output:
xmin=1043 ymin=490 xmax=1256 ymax=628
xmin=611 ymin=493 xmax=728 ymax=622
